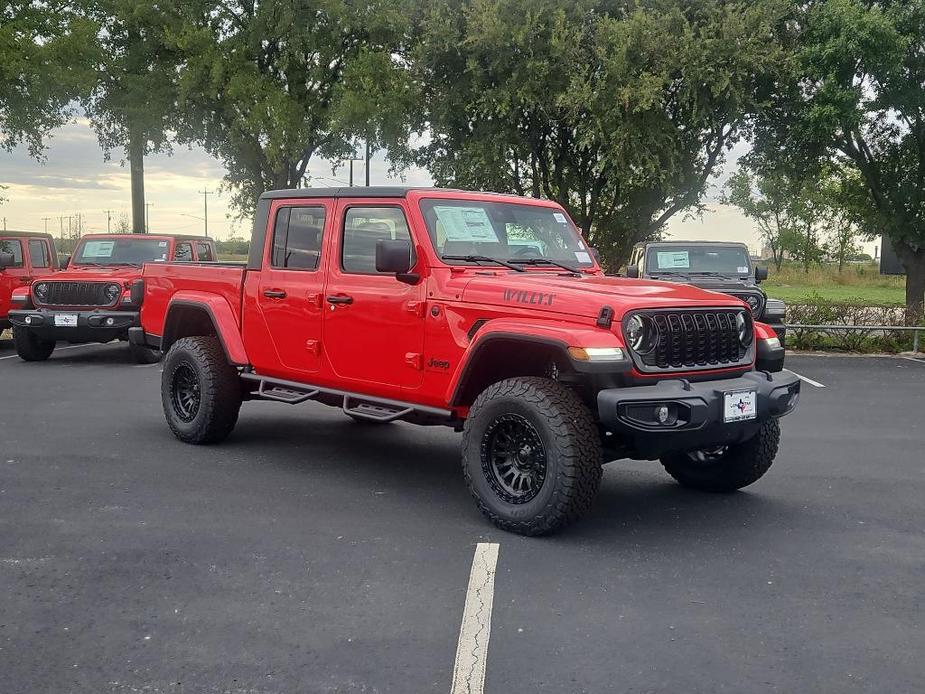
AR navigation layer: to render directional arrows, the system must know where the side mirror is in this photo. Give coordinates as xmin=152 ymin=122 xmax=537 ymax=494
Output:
xmin=376 ymin=239 xmax=417 ymax=283
xmin=625 ymin=264 xmax=639 ymax=278
xmin=0 ymin=251 xmax=15 ymax=269
xmin=755 ymin=266 xmax=768 ymax=282
xmin=59 ymin=254 xmax=71 ymax=269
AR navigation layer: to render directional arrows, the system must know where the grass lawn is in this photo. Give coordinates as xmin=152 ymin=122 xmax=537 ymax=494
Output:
xmin=761 ymin=263 xmax=906 ymax=305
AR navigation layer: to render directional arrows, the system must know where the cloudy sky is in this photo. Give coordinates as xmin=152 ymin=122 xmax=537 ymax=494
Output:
xmin=2 ymin=118 xmax=870 ymax=256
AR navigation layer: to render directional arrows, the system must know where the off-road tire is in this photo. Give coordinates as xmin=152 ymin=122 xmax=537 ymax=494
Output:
xmin=462 ymin=377 xmax=603 ymax=536
xmin=161 ymin=336 xmax=241 ymax=445
xmin=129 ymin=343 xmax=162 ymax=364
xmin=660 ymin=419 xmax=781 ymax=492
xmin=13 ymin=327 xmax=55 ymax=361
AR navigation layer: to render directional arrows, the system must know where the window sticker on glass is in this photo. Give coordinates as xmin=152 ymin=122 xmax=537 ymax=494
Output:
xmin=656 ymin=251 xmax=690 ymax=269
xmin=433 ymin=206 xmax=499 ymax=242
xmin=737 ymin=266 xmax=749 ymax=273
xmin=574 ymin=251 xmax=592 ymax=264
xmin=158 ymin=241 xmax=168 ymax=247
xmin=83 ymin=240 xmax=115 ymax=258
xmin=553 ymin=212 xmax=567 ymax=224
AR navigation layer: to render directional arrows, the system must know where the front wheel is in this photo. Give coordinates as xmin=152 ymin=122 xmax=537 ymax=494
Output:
xmin=161 ymin=336 xmax=241 ymax=444
xmin=462 ymin=377 xmax=603 ymax=536
xmin=660 ymin=419 xmax=781 ymax=492
xmin=13 ymin=327 xmax=55 ymax=361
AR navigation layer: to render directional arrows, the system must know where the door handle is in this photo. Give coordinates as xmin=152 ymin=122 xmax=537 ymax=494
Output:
xmin=263 ymin=289 xmax=287 ymax=299
xmin=326 ymin=294 xmax=354 ymax=305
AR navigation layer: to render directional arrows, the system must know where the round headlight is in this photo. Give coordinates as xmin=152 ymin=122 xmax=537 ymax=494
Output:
xmin=625 ymin=314 xmax=656 ymax=353
xmin=736 ymin=312 xmax=753 ymax=346
xmin=105 ymin=283 xmax=121 ymax=303
xmin=33 ymin=282 xmax=49 ymax=302
xmin=744 ymin=294 xmax=761 ymax=315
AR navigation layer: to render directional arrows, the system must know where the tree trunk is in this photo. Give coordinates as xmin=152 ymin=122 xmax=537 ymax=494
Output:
xmin=129 ymin=128 xmax=146 ymax=234
xmin=895 ymin=240 xmax=925 ymax=322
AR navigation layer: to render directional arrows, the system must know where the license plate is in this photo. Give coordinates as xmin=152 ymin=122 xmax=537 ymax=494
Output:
xmin=724 ymin=390 xmax=757 ymax=422
xmin=54 ymin=314 xmax=78 ymax=327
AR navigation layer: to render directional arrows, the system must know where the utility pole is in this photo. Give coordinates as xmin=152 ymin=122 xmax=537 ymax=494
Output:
xmin=364 ymin=140 xmax=371 ymax=187
xmin=2 ymin=217 xmax=6 ymax=231
xmin=42 ymin=217 xmax=51 ymax=234
xmin=104 ymin=209 xmax=112 ymax=234
xmin=145 ymin=202 xmax=152 ymax=233
xmin=199 ymin=189 xmax=212 ymax=238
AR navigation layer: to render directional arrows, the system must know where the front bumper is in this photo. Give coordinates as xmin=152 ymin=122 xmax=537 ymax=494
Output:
xmin=598 ymin=370 xmax=800 ymax=458
xmin=8 ymin=308 xmax=139 ymax=343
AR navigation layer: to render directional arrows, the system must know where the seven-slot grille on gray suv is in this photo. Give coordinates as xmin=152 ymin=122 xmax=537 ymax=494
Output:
xmin=629 ymin=309 xmax=751 ymax=371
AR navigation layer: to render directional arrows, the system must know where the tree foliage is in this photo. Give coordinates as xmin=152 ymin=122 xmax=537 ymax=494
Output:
xmin=753 ymin=0 xmax=925 ymax=313
xmin=0 ymin=1 xmax=96 ymax=157
xmin=394 ymin=0 xmax=790 ymax=269
xmin=169 ymin=0 xmax=413 ymax=216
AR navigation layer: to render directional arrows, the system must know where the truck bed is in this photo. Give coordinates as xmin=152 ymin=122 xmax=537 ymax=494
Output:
xmin=141 ymin=262 xmax=247 ymax=339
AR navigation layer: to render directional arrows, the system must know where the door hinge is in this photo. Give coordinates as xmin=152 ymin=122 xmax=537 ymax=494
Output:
xmin=405 ymin=352 xmax=423 ymax=370
xmin=305 ymin=339 xmax=320 ymax=355
xmin=405 ymin=300 xmax=426 ymax=318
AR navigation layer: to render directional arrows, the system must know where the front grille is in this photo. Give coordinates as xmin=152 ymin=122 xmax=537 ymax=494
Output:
xmin=629 ymin=309 xmax=751 ymax=371
xmin=39 ymin=282 xmax=114 ymax=307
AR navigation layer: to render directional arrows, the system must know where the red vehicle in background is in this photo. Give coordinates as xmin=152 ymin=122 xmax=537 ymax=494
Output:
xmin=8 ymin=233 xmax=216 ymax=363
xmin=132 ymin=187 xmax=800 ymax=536
xmin=1 ymin=231 xmax=59 ymax=332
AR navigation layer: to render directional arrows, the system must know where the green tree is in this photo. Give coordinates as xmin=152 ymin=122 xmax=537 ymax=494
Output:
xmin=753 ymin=0 xmax=925 ymax=314
xmin=169 ymin=0 xmax=412 ymax=217
xmin=0 ymin=1 xmax=95 ymax=156
xmin=394 ymin=0 xmax=790 ymax=270
xmin=725 ymin=168 xmax=800 ymax=271
xmin=80 ymin=1 xmax=182 ymax=233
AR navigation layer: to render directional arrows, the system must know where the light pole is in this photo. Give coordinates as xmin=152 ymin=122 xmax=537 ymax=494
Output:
xmin=145 ymin=202 xmax=152 ymax=233
xmin=199 ymin=189 xmax=212 ymax=238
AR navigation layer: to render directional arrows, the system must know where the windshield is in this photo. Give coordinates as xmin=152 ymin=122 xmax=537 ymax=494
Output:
xmin=419 ymin=199 xmax=595 ymax=269
xmin=646 ymin=245 xmax=751 ymax=275
xmin=73 ymin=238 xmax=170 ymax=266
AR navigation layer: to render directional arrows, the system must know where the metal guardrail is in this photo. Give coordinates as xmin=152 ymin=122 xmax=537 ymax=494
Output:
xmin=784 ymin=323 xmax=923 ymax=353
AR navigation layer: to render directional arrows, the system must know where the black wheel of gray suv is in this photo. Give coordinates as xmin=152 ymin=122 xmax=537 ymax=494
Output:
xmin=129 ymin=343 xmax=162 ymax=364
xmin=660 ymin=419 xmax=781 ymax=492
xmin=13 ymin=327 xmax=55 ymax=361
xmin=161 ymin=336 xmax=241 ymax=444
xmin=462 ymin=377 xmax=603 ymax=536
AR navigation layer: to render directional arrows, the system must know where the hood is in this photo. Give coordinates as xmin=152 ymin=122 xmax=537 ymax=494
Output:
xmin=461 ymin=272 xmax=748 ymax=319
xmin=47 ymin=265 xmax=142 ymax=282
xmin=653 ymin=274 xmax=757 ymax=292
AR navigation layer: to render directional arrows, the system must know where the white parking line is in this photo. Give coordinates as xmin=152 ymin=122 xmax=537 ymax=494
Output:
xmin=900 ymin=356 xmax=925 ymax=365
xmin=451 ymin=542 xmax=500 ymax=694
xmin=0 ymin=343 xmax=114 ymax=361
xmin=786 ymin=369 xmax=826 ymax=388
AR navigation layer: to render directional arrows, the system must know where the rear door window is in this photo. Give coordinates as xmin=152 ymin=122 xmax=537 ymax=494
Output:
xmin=195 ymin=242 xmax=214 ymax=262
xmin=174 ymin=242 xmax=193 ymax=261
xmin=271 ymin=206 xmax=326 ymax=270
xmin=0 ymin=239 xmax=24 ymax=266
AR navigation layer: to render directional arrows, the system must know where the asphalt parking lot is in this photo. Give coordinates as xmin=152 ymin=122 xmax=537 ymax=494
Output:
xmin=1 ymin=340 xmax=923 ymax=694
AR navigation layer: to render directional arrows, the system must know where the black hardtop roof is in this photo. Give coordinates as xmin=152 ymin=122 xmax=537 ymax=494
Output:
xmin=260 ymin=186 xmax=459 ymax=200
xmin=635 ymin=239 xmax=750 ymax=249
xmin=79 ymin=233 xmax=213 ymax=241
xmin=0 ymin=230 xmax=55 ymax=240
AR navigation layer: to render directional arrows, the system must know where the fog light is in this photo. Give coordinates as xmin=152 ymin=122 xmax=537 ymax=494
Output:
xmin=656 ymin=405 xmax=670 ymax=424
xmin=25 ymin=316 xmax=32 ymax=325
xmin=105 ymin=317 xmax=115 ymax=326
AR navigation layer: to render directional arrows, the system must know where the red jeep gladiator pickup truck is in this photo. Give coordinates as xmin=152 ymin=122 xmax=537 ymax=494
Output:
xmin=8 ymin=233 xmax=216 ymax=363
xmin=1 ymin=231 xmax=59 ymax=332
xmin=135 ymin=187 xmax=800 ymax=535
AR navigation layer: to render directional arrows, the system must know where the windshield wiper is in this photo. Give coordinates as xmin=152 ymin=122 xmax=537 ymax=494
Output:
xmin=510 ymin=258 xmax=583 ymax=275
xmin=442 ymin=255 xmax=525 ymax=272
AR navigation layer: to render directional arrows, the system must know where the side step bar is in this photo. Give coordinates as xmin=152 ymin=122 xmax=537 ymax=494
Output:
xmin=240 ymin=372 xmax=453 ymax=423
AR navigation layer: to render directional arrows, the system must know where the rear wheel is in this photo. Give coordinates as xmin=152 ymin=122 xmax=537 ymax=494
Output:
xmin=129 ymin=343 xmax=162 ymax=364
xmin=13 ymin=327 xmax=55 ymax=361
xmin=462 ymin=377 xmax=602 ymax=536
xmin=161 ymin=336 xmax=241 ymax=444
xmin=660 ymin=420 xmax=781 ymax=492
